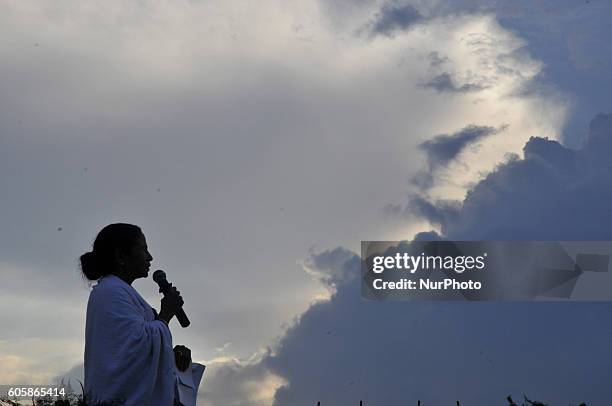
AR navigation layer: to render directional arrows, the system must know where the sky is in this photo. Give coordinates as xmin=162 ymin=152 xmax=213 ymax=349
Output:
xmin=1 ymin=0 xmax=611 ymax=405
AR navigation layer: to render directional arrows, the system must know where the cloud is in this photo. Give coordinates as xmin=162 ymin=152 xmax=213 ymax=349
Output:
xmin=406 ymin=195 xmax=461 ymax=227
xmin=200 ymin=356 xmax=284 ymax=406
xmin=422 ymin=72 xmax=488 ymax=93
xmin=422 ymin=0 xmax=612 ymax=147
xmin=428 ymin=51 xmax=449 ymax=67
xmin=214 ymin=113 xmax=612 ymax=405
xmin=368 ymin=3 xmax=424 ymax=37
xmin=405 ymin=113 xmax=612 ymax=238
xmin=55 ymin=355 xmax=285 ymax=406
xmin=414 ymin=113 xmax=612 ymax=240
xmin=123 ymin=0 xmax=612 ymax=403
xmin=419 ymin=124 xmax=505 ymax=170
xmin=301 ymin=247 xmax=359 ymax=290
xmin=54 ymin=363 xmax=84 ymax=389
xmin=200 ymin=112 xmax=612 ymax=404
xmin=267 ymin=243 xmax=612 ymax=405
xmin=411 ymin=124 xmax=506 ymax=190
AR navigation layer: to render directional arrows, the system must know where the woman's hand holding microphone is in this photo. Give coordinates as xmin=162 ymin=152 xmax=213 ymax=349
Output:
xmin=158 ymin=284 xmax=184 ymax=325
xmin=156 ymin=285 xmax=194 ymax=373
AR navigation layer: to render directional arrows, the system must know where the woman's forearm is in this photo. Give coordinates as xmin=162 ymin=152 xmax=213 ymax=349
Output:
xmin=157 ymin=309 xmax=173 ymax=324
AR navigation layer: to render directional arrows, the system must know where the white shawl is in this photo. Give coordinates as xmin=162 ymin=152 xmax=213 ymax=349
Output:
xmin=84 ymin=274 xmax=175 ymax=406
xmin=176 ymin=362 xmax=205 ymax=406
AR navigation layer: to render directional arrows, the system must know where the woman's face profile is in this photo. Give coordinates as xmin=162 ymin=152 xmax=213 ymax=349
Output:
xmin=122 ymin=233 xmax=153 ymax=280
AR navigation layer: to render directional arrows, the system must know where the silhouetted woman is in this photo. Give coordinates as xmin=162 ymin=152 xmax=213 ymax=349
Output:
xmin=81 ymin=223 xmax=187 ymax=406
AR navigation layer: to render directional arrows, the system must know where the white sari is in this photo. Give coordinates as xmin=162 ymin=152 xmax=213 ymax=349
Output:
xmin=84 ymin=274 xmax=175 ymax=406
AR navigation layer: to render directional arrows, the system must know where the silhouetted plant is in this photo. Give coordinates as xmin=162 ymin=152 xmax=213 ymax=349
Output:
xmin=2 ymin=391 xmax=590 ymax=405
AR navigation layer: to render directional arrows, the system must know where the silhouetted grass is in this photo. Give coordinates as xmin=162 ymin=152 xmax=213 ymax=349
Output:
xmin=1 ymin=391 xmax=589 ymax=405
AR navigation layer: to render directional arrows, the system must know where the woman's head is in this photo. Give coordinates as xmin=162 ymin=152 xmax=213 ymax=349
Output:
xmin=80 ymin=223 xmax=153 ymax=283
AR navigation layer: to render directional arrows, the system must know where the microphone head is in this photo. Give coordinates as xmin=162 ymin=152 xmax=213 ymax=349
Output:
xmin=152 ymin=270 xmax=167 ymax=284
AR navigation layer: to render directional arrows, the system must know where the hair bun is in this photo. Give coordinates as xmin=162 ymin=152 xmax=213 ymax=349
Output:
xmin=80 ymin=251 xmax=103 ymax=281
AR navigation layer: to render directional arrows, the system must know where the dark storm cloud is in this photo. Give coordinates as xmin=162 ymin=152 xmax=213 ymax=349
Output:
xmin=423 ymin=73 xmax=488 ymax=93
xmin=408 ymin=114 xmax=612 ymax=236
xmin=265 ymin=246 xmax=612 ymax=405
xmin=203 ymin=113 xmax=612 ymax=405
xmin=418 ymin=113 xmax=612 ymax=240
xmin=195 ymin=0 xmax=612 ymax=403
xmin=368 ymin=3 xmax=424 ymax=37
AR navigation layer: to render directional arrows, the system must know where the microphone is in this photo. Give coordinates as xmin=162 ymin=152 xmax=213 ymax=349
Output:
xmin=152 ymin=270 xmax=191 ymax=328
